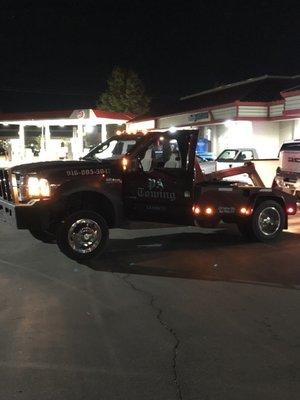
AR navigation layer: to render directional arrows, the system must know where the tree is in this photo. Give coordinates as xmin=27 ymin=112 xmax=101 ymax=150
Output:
xmin=97 ymin=67 xmax=150 ymax=116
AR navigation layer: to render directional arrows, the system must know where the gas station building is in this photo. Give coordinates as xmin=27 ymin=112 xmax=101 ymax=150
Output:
xmin=1 ymin=75 xmax=300 ymax=167
xmin=127 ymin=75 xmax=300 ymax=159
xmin=0 ymin=109 xmax=132 ymax=166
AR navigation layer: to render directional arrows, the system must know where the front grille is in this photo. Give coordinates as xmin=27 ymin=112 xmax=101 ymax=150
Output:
xmin=0 ymin=169 xmax=12 ymax=201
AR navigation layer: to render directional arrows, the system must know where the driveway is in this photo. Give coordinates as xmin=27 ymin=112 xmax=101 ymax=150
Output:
xmin=0 ymin=216 xmax=300 ymax=399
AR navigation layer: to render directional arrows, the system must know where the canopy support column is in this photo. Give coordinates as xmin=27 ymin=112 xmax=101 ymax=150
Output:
xmin=18 ymin=125 xmax=25 ymax=161
xmin=44 ymin=126 xmax=51 ymax=161
xmin=102 ymin=123 xmax=107 ymax=142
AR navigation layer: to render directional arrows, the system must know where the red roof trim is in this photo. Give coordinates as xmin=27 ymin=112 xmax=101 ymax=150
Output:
xmin=281 ymin=90 xmax=300 ymax=98
xmin=130 ymin=102 xmax=238 ymax=123
xmin=129 ymin=99 xmax=295 ymax=125
xmin=284 ymin=108 xmax=300 ymax=116
xmin=0 ymin=109 xmax=135 ymax=122
xmin=156 ymin=113 xmax=297 ymax=128
xmin=0 ymin=110 xmax=74 ymax=121
xmin=268 ymin=100 xmax=285 ymax=106
xmin=236 ymin=101 xmax=269 ymax=106
xmin=127 ymin=116 xmax=156 ymax=123
xmin=92 ymin=109 xmax=134 ymax=120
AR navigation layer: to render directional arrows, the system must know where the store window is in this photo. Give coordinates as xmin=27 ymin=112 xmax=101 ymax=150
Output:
xmin=24 ymin=126 xmax=42 ymax=157
xmin=106 ymin=124 xmax=126 ymax=139
xmin=50 ymin=126 xmax=73 ymax=139
xmin=83 ymin=125 xmax=102 ymax=150
xmin=49 ymin=126 xmax=74 ymax=160
xmin=0 ymin=124 xmax=19 ymax=139
xmin=0 ymin=125 xmax=19 ymax=161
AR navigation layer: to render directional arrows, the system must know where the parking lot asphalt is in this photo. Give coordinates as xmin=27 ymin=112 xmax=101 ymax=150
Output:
xmin=0 ymin=216 xmax=300 ymax=400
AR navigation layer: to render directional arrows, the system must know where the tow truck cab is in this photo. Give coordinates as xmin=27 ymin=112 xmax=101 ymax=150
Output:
xmin=0 ymin=129 xmax=297 ymax=261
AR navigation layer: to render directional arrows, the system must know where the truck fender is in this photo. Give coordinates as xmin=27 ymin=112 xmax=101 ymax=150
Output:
xmin=54 ymin=179 xmax=124 ymax=227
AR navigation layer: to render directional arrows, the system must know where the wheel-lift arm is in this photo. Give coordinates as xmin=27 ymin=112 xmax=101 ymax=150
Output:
xmin=197 ymin=161 xmax=265 ymax=187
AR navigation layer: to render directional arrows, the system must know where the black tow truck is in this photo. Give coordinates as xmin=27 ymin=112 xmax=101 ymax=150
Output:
xmin=0 ymin=130 xmax=297 ymax=261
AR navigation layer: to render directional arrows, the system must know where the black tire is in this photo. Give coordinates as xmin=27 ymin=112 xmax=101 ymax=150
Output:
xmin=29 ymin=229 xmax=56 ymax=243
xmin=56 ymin=210 xmax=109 ymax=261
xmin=247 ymin=200 xmax=285 ymax=242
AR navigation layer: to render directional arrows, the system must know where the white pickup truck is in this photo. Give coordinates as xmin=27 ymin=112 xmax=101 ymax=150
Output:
xmin=198 ymin=148 xmax=258 ymax=175
xmin=198 ymin=148 xmax=280 ymax=187
xmin=273 ymin=140 xmax=300 ymax=198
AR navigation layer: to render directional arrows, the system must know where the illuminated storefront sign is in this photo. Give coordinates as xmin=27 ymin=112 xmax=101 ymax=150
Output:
xmin=188 ymin=111 xmax=210 ymax=123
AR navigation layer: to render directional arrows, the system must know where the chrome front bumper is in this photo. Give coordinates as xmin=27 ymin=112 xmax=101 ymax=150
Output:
xmin=0 ymin=198 xmax=42 ymax=229
xmin=0 ymin=198 xmax=17 ymax=226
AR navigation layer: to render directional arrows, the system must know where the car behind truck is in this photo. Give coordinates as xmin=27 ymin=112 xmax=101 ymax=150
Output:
xmin=0 ymin=130 xmax=297 ymax=261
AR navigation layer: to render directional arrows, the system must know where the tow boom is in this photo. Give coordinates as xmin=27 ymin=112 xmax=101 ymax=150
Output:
xmin=201 ymin=162 xmax=265 ymax=187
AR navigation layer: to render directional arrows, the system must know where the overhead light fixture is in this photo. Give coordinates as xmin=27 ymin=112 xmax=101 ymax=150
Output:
xmin=169 ymin=126 xmax=177 ymax=133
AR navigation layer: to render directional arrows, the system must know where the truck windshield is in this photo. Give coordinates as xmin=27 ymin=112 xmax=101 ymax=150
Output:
xmin=280 ymin=142 xmax=300 ymax=152
xmin=83 ymin=136 xmax=142 ymax=160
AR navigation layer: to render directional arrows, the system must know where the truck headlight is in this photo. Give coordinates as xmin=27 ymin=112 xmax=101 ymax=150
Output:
xmin=28 ymin=177 xmax=50 ymax=198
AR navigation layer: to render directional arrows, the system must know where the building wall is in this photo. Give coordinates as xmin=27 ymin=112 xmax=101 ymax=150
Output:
xmin=156 ymin=112 xmax=211 ymax=129
xmin=210 ymin=121 xmax=283 ymax=158
xmin=293 ymin=120 xmax=300 ymax=139
xmin=213 ymin=121 xmax=254 ymax=156
xmin=279 ymin=120 xmax=294 ymax=143
xmin=215 ymin=124 xmax=228 ymax=155
xmin=127 ymin=116 xmax=298 ymax=161
xmin=252 ymin=121 xmax=280 ymax=158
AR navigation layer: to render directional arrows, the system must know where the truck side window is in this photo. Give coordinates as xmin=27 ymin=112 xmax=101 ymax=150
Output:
xmin=164 ymin=139 xmax=182 ymax=169
xmin=217 ymin=150 xmax=238 ymax=161
xmin=139 ymin=136 xmax=185 ymax=171
xmin=141 ymin=147 xmax=154 ymax=171
xmin=238 ymin=150 xmax=254 ymax=161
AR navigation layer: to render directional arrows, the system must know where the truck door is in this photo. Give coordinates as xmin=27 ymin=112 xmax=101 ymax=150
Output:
xmin=123 ymin=131 xmax=197 ymax=224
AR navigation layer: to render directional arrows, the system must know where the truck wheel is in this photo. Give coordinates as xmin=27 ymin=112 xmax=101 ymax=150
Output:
xmin=57 ymin=210 xmax=109 ymax=261
xmin=248 ymin=200 xmax=285 ymax=242
xmin=29 ymin=229 xmax=56 ymax=244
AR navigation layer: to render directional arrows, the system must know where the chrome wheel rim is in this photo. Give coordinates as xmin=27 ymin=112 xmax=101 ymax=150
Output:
xmin=258 ymin=207 xmax=281 ymax=236
xmin=68 ymin=219 xmax=101 ymax=254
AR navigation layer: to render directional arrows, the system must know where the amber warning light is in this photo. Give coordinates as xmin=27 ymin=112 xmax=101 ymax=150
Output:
xmin=240 ymin=207 xmax=251 ymax=215
xmin=205 ymin=207 xmax=214 ymax=215
xmin=192 ymin=205 xmax=201 ymax=215
xmin=192 ymin=205 xmax=215 ymax=216
xmin=122 ymin=157 xmax=128 ymax=171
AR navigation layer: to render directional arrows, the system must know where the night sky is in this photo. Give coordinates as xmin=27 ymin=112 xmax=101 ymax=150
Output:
xmin=0 ymin=0 xmax=299 ymax=112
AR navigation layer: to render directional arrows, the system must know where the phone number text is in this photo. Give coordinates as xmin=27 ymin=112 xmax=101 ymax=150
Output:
xmin=66 ymin=168 xmax=110 ymax=176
